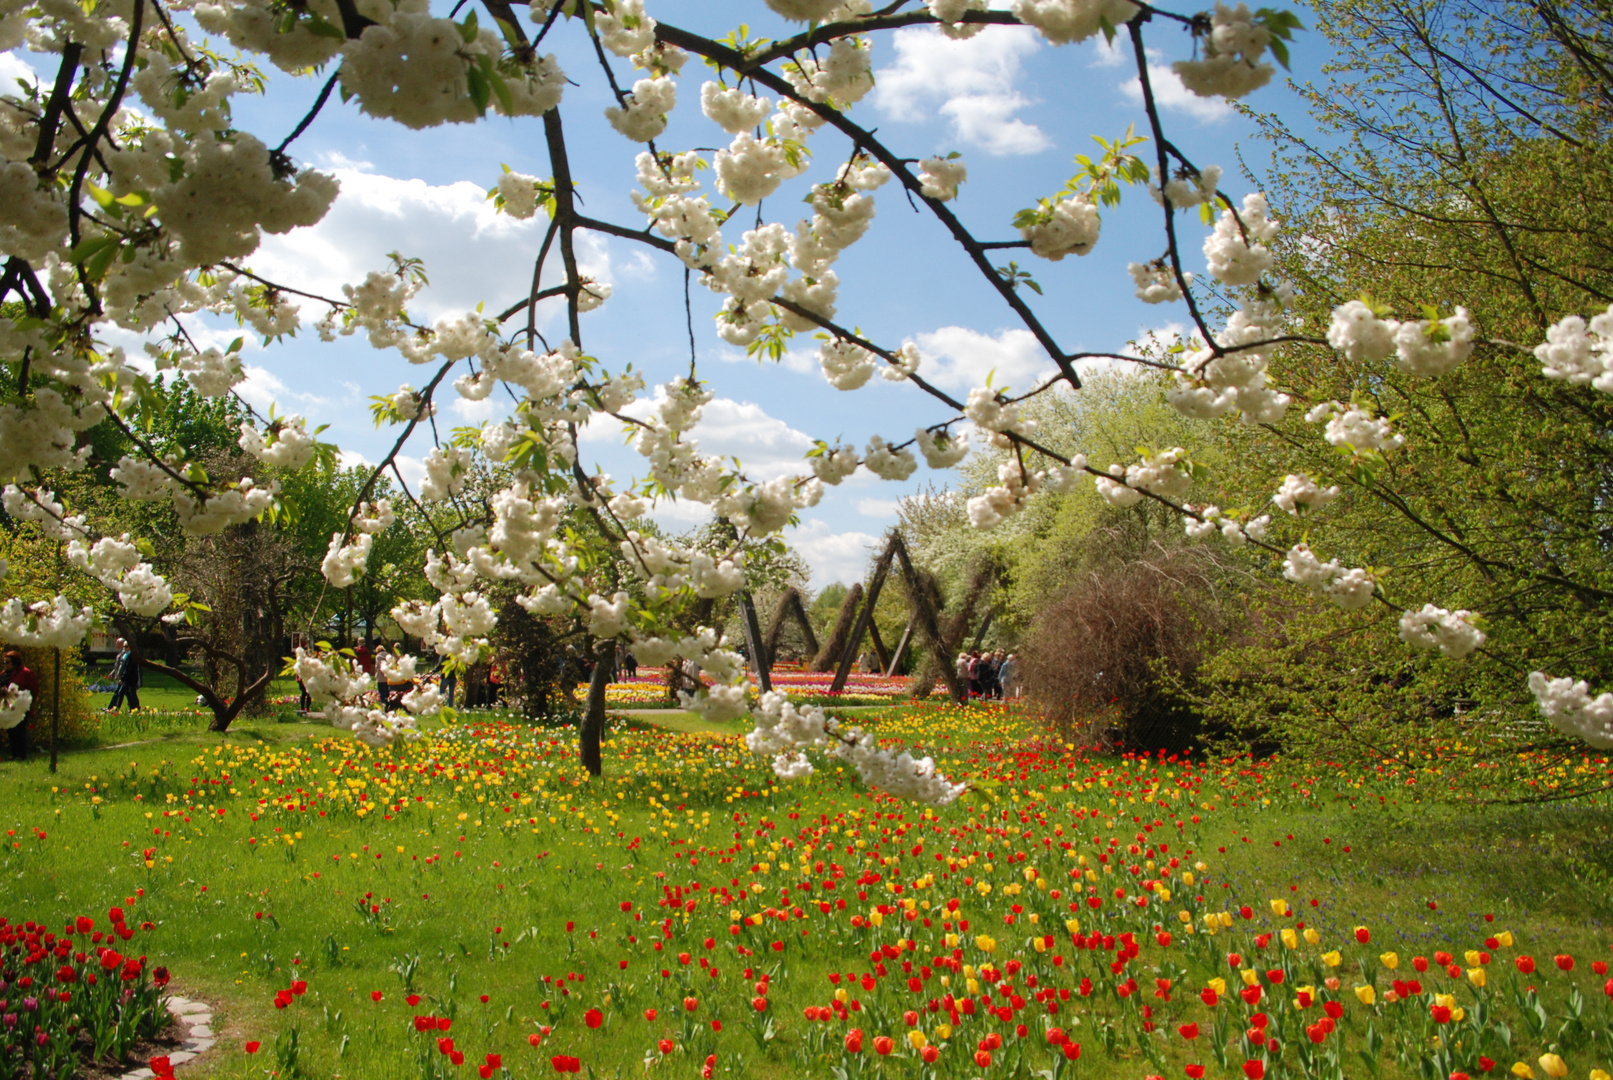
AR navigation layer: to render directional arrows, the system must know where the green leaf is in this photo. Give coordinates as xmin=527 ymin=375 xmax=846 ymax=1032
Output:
xmin=458 ymin=10 xmax=479 ymax=42
xmin=305 ymin=13 xmax=346 ymax=39
xmin=84 ymin=243 xmax=119 ymax=281
xmin=84 ymin=182 xmax=116 ymax=210
xmin=1268 ymin=37 xmax=1291 ymax=71
xmin=465 ymin=63 xmax=491 ymax=112
xmin=66 ymin=235 xmax=118 ymax=264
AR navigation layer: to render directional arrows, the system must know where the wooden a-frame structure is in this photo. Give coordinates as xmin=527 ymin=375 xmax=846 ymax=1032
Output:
xmin=742 ymin=530 xmax=996 ymax=701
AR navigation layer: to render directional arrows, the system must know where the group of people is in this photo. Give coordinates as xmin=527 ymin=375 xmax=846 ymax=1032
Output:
xmin=957 ymin=649 xmax=1019 ymax=701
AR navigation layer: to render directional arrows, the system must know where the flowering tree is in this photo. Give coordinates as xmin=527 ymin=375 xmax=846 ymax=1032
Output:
xmin=2 ymin=0 xmax=1609 ymax=800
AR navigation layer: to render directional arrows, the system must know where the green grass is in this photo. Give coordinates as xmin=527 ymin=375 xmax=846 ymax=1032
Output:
xmin=2 ymin=710 xmax=1611 ymax=1080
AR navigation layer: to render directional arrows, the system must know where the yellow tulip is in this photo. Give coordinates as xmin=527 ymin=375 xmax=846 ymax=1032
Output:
xmin=1219 ymin=911 xmax=1234 ymax=928
xmin=975 ymin=935 xmax=996 ymax=953
xmin=1434 ymin=994 xmax=1456 ymax=1009
xmin=1537 ymin=1055 xmax=1567 ymax=1079
xmin=1322 ymin=951 xmax=1342 ymax=968
xmin=1589 ymin=1070 xmax=1609 ymax=1080
xmin=835 ymin=988 xmax=849 ymax=1003
xmin=1468 ymin=967 xmax=1488 ymax=989
xmin=1511 ymin=1064 xmax=1536 ymax=1080
xmin=1033 ymin=938 xmax=1047 ymax=954
xmin=1354 ymin=985 xmax=1376 ymax=1005
xmin=1497 ymin=930 xmax=1514 ymax=947
xmin=1065 ymin=918 xmax=1081 ymax=935
xmin=1208 ymin=978 xmax=1227 ymax=996
xmin=936 ymin=1024 xmax=952 ymax=1040
xmin=1380 ymin=952 xmax=1399 ymax=970
xmin=1178 ymin=910 xmax=1193 ymax=924
xmin=1271 ymin=899 xmax=1290 ymax=916
xmin=1304 ymin=928 xmax=1321 ymax=945
xmin=1465 ymin=950 xmax=1483 ymax=967
xmin=907 ymin=1031 xmax=927 ymax=1051
xmin=1241 ymin=969 xmax=1261 ymax=987
xmin=1182 ymin=871 xmax=1195 ymax=887
xmin=1451 ymin=1007 xmax=1465 ymax=1022
xmin=1280 ymin=928 xmax=1298 ymax=949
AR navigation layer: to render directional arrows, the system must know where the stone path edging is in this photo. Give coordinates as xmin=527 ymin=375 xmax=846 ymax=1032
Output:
xmin=118 ymin=995 xmax=216 ymax=1079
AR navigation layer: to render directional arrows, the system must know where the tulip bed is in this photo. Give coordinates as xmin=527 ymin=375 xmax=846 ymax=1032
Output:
xmin=0 ymin=704 xmax=1611 ymax=1080
xmin=0 ymin=908 xmax=174 ymax=1078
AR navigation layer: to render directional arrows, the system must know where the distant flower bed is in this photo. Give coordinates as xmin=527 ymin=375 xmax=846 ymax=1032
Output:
xmin=581 ymin=663 xmax=916 ymax=712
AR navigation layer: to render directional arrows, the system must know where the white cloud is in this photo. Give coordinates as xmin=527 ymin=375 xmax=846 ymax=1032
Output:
xmin=251 ymin=166 xmax=615 ymax=327
xmin=337 ymin=449 xmax=372 ymax=469
xmin=691 ymin=397 xmax=815 ymax=479
xmin=451 ymin=395 xmax=500 ymax=422
xmin=857 ymin=498 xmax=902 ymax=518
xmin=1087 ymin=36 xmax=1129 ymax=68
xmin=0 ymin=51 xmax=36 ymax=89
xmin=578 ymin=387 xmax=814 ymax=481
xmin=788 ymin=519 xmax=881 ymax=588
xmin=912 ymin=325 xmax=1054 ymax=392
xmin=1123 ymin=321 xmax=1188 ymax=360
xmin=394 ymin=454 xmax=425 ymax=495
xmin=237 ymin=363 xmax=330 ymax=413
xmin=717 ymin=347 xmax=816 ymax=376
xmin=873 ymin=26 xmax=1051 ymax=156
xmin=1117 ymin=57 xmax=1233 ymax=122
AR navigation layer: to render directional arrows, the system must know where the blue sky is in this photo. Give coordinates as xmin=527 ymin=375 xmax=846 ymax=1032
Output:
xmin=19 ymin=0 xmax=1335 ymax=587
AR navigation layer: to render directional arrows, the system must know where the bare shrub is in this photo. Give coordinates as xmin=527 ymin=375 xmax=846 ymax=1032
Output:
xmin=1018 ymin=541 xmax=1230 ymax=753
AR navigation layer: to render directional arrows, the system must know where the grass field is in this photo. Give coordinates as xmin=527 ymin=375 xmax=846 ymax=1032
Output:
xmin=3 ymin=701 xmax=1612 ymax=1080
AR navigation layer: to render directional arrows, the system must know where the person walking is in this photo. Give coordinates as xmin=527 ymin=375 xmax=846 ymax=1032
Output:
xmin=439 ymin=661 xmax=456 ymax=708
xmin=376 ymin=645 xmax=393 ymax=712
xmin=999 ymin=652 xmax=1020 ymax=700
xmin=3 ymin=650 xmax=39 ymax=761
xmin=107 ymin=639 xmax=141 ymax=712
xmin=105 ymin=638 xmax=128 ymax=710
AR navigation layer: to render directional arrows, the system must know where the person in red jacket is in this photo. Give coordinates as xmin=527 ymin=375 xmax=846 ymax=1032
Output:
xmin=4 ymin=650 xmax=39 ymax=761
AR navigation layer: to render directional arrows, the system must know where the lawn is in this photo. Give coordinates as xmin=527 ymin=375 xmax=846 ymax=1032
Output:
xmin=2 ymin=701 xmax=1612 ymax=1080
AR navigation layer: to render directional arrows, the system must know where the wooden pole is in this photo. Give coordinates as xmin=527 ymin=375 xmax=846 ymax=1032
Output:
xmin=885 ymin=620 xmax=914 ymax=677
xmin=830 ymin=538 xmax=897 ymax=695
xmin=867 ymin=620 xmax=890 ymax=672
xmin=739 ymin=592 xmax=771 ymax=694
xmin=49 ymin=646 xmax=59 ymax=773
xmin=971 ymin=610 xmax=995 ymax=652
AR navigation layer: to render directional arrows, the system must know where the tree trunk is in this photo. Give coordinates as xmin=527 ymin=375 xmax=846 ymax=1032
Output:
xmin=580 ymin=640 xmax=613 ymax=777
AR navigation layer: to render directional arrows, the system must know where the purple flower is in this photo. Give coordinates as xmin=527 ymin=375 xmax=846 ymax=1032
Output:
xmin=21 ymin=996 xmax=37 ymax=1012
xmin=2 ymin=1013 xmax=15 ymax=1029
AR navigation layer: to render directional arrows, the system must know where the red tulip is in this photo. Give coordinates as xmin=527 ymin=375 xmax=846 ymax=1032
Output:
xmin=1243 ymin=1061 xmax=1265 ymax=1080
xmin=244 ymin=1041 xmax=261 ymax=1054
xmin=585 ymin=1008 xmax=603 ymax=1029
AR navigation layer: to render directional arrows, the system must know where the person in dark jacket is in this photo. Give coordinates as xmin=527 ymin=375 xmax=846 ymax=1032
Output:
xmin=106 ymin=639 xmax=142 ymax=712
